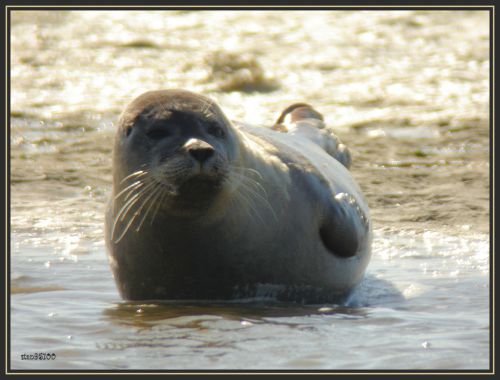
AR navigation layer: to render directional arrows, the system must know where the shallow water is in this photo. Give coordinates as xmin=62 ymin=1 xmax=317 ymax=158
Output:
xmin=9 ymin=10 xmax=490 ymax=370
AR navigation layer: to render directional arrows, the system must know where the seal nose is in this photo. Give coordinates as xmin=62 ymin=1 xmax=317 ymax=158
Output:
xmin=184 ymin=138 xmax=215 ymax=163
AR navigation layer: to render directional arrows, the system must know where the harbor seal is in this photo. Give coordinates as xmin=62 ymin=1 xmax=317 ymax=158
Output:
xmin=105 ymin=89 xmax=372 ymax=303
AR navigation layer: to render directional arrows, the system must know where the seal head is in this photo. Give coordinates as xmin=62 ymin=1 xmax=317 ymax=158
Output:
xmin=113 ymin=90 xmax=240 ymax=219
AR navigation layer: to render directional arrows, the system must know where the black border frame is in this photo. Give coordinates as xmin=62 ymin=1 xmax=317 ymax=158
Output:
xmin=2 ymin=1 xmax=495 ymax=377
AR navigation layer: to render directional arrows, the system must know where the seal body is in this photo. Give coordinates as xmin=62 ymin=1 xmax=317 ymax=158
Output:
xmin=105 ymin=89 xmax=372 ymax=303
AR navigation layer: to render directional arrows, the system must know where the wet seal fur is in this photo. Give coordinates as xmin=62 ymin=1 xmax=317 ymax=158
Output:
xmin=105 ymin=89 xmax=372 ymax=303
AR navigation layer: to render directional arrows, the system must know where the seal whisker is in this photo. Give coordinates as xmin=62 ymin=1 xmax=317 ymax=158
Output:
xmin=111 ymin=193 xmax=141 ymax=243
xmin=236 ymin=177 xmax=279 ymax=223
xmin=230 ymin=169 xmax=278 ymax=222
xmin=245 ymin=168 xmax=264 ymax=180
xmin=233 ymin=185 xmax=267 ymax=227
xmin=235 ymin=172 xmax=270 ymax=199
xmin=112 ymin=179 xmax=162 ymax=243
xmin=135 ymin=182 xmax=165 ymax=232
xmin=115 ymin=193 xmax=141 ymax=223
xmin=231 ymin=172 xmax=265 ymax=198
xmin=113 ymin=208 xmax=141 ymax=244
xmin=112 ymin=179 xmax=157 ymax=237
xmin=150 ymin=187 xmax=169 ymax=226
xmin=114 ymin=180 xmax=144 ymax=201
xmin=120 ymin=170 xmax=148 ymax=185
xmin=230 ymin=165 xmax=264 ymax=180
xmin=231 ymin=171 xmax=275 ymax=226
xmin=150 ymin=172 xmax=180 ymax=195
xmin=122 ymin=179 xmax=157 ymax=205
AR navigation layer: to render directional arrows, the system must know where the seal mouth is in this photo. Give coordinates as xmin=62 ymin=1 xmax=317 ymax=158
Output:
xmin=158 ymin=174 xmax=227 ymax=217
xmin=177 ymin=176 xmax=225 ymax=196
xmin=156 ymin=161 xmax=227 ymax=194
xmin=153 ymin=161 xmax=229 ymax=211
xmin=187 ymin=161 xmax=223 ymax=177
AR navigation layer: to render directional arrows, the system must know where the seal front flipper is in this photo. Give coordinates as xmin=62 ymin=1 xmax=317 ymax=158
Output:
xmin=320 ymin=192 xmax=369 ymax=258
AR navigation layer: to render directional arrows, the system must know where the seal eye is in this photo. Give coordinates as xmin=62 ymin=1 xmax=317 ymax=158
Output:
xmin=208 ymin=125 xmax=225 ymax=138
xmin=146 ymin=128 xmax=172 ymax=140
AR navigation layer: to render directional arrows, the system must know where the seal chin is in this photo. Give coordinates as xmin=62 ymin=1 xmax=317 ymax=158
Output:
xmin=179 ymin=176 xmax=224 ymax=200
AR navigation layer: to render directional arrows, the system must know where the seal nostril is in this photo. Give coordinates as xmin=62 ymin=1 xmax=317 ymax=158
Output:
xmin=188 ymin=146 xmax=215 ymax=163
xmin=183 ymin=139 xmax=215 ymax=163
